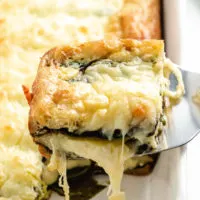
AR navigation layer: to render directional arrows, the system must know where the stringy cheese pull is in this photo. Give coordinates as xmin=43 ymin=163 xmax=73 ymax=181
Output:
xmin=41 ymin=134 xmax=132 ymax=200
xmin=48 ymin=140 xmax=69 ymax=200
xmin=57 ymin=156 xmax=69 ymax=200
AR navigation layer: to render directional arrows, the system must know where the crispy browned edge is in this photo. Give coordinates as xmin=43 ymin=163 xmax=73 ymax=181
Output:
xmin=106 ymin=0 xmax=161 ymax=40
xmin=28 ymin=39 xmax=163 ymax=176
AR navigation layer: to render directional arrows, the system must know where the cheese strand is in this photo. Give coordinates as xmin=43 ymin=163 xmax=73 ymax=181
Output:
xmin=163 ymin=59 xmax=185 ymax=100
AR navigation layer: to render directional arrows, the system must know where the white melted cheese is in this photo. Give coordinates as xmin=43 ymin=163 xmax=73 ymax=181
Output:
xmin=36 ymin=58 xmax=162 ymax=140
xmin=0 ymin=0 xmax=122 ymax=199
xmin=40 ymin=134 xmax=132 ymax=200
xmin=36 ymin=57 xmax=165 ymax=200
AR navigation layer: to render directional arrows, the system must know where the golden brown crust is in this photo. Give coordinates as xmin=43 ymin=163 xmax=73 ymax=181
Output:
xmin=28 ymin=39 xmax=164 ymax=135
xmin=106 ymin=0 xmax=161 ymax=39
xmin=38 ymin=39 xmax=164 ymax=66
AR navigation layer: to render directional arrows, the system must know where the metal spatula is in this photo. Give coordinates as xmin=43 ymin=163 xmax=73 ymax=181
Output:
xmin=136 ymin=69 xmax=200 ymax=156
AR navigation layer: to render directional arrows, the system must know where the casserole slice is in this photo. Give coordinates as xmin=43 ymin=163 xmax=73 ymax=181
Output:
xmin=27 ymin=39 xmax=184 ymax=200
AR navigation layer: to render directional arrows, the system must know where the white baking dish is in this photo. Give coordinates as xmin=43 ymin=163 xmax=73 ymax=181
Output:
xmin=50 ymin=1 xmax=187 ymax=199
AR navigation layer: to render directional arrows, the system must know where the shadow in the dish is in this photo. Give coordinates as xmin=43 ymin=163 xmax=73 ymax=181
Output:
xmin=48 ymin=165 xmax=107 ymax=200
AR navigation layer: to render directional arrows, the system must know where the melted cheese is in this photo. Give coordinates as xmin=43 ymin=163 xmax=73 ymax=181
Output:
xmin=1 ymin=1 xmax=184 ymax=200
xmin=34 ymin=58 xmax=163 ymax=140
xmin=0 ymin=0 xmax=122 ymax=199
xmin=40 ymin=134 xmax=132 ymax=200
xmin=43 ymin=134 xmax=154 ymax=200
